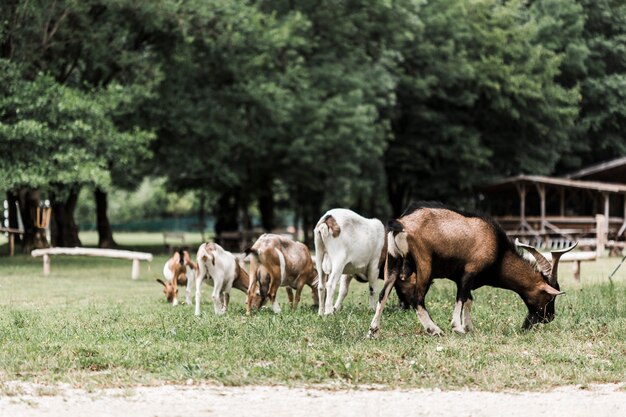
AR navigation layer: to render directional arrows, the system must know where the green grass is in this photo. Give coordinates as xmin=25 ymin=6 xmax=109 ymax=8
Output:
xmin=0 ymin=237 xmax=625 ymax=391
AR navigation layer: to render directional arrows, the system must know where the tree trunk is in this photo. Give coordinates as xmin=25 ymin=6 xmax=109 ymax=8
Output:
xmin=51 ymin=187 xmax=82 ymax=247
xmin=387 ymin=177 xmax=407 ymax=218
xmin=214 ymin=192 xmax=240 ymax=252
xmin=95 ymin=187 xmax=117 ymax=248
xmin=17 ymin=189 xmax=49 ymax=253
xmin=258 ymin=180 xmax=275 ymax=232
xmin=6 ymin=191 xmax=21 ymax=245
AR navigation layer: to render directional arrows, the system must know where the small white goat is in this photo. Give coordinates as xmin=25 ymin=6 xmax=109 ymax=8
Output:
xmin=157 ymin=249 xmax=197 ymax=306
xmin=195 ymin=242 xmax=253 ymax=316
xmin=314 ymin=208 xmax=385 ymax=315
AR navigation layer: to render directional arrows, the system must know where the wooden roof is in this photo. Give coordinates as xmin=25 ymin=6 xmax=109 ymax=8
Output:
xmin=480 ymin=175 xmax=626 ymax=194
xmin=566 ymin=156 xmax=626 ymax=183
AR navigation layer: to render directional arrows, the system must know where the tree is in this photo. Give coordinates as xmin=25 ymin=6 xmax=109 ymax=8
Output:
xmin=385 ymin=0 xmax=580 ymax=215
xmin=0 ymin=1 xmax=158 ymax=249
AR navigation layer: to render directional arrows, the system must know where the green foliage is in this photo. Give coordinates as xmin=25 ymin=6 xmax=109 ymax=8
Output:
xmin=0 ymin=62 xmax=153 ymax=195
xmin=385 ymin=0 xmax=582 ymax=212
xmin=2 ymin=0 xmax=626 ymax=227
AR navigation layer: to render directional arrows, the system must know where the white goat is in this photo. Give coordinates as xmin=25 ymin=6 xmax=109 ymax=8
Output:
xmin=195 ymin=242 xmax=252 ymax=316
xmin=314 ymin=208 xmax=385 ymax=315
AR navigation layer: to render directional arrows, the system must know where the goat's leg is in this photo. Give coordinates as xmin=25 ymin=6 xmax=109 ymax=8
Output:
xmin=324 ymin=259 xmax=346 ymax=315
xmin=268 ymin=272 xmax=282 ymax=314
xmin=451 ymin=272 xmax=475 ymax=334
xmin=212 ymin=277 xmax=224 ymax=315
xmin=333 ymin=274 xmax=352 ymax=312
xmin=221 ymin=289 xmax=231 ymax=313
xmin=317 ymin=272 xmax=327 ymax=315
xmin=194 ymin=269 xmax=205 ymax=317
xmin=414 ymin=260 xmax=442 ymax=335
xmin=185 ymin=268 xmax=195 ymax=305
xmin=463 ymin=295 xmax=474 ymax=332
xmin=366 ymin=262 xmax=379 ymax=310
xmin=368 ymin=255 xmax=402 ymax=339
xmin=292 ymin=280 xmax=305 ymax=310
xmin=286 ymin=287 xmax=294 ymax=308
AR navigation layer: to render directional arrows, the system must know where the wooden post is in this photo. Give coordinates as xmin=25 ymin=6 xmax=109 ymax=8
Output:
xmin=9 ymin=233 xmax=14 ymax=257
xmin=516 ymin=183 xmax=527 ymax=231
xmin=43 ymin=254 xmax=50 ymax=276
xmin=603 ymin=192 xmax=610 ymax=236
xmin=596 ymin=214 xmax=606 ymax=257
xmin=131 ymin=259 xmax=140 ymax=280
xmin=572 ymin=261 xmax=580 ymax=282
xmin=536 ymin=184 xmax=546 ymax=233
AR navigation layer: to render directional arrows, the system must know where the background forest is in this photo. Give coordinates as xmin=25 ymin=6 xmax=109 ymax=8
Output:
xmin=2 ymin=0 xmax=626 ymax=251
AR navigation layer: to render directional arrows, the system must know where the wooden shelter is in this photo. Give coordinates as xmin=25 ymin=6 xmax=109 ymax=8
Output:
xmin=479 ymin=158 xmax=626 ymax=251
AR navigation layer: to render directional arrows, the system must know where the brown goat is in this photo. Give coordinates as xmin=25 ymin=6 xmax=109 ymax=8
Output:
xmin=245 ymin=234 xmax=319 ymax=314
xmin=368 ymin=202 xmax=576 ymax=338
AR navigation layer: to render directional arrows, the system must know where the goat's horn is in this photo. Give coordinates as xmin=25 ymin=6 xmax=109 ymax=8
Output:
xmin=549 ymin=241 xmax=578 ymax=285
xmin=515 ymin=238 xmax=552 ymax=276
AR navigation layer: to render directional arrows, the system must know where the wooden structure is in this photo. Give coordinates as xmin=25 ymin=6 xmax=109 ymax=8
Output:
xmin=163 ymin=231 xmax=186 ymax=252
xmin=0 ymin=227 xmax=22 ymax=256
xmin=479 ymin=158 xmax=626 ymax=253
xmin=31 ymin=247 xmax=153 ymax=280
xmin=522 ymin=250 xmax=597 ymax=282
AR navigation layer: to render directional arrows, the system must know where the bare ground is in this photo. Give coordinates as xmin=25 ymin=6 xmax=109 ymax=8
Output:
xmin=1 ymin=382 xmax=625 ymax=417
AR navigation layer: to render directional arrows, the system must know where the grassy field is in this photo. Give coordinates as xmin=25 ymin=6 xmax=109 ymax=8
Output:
xmin=0 ymin=233 xmax=625 ymax=391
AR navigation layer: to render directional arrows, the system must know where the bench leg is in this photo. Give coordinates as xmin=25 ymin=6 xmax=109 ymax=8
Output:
xmin=572 ymin=261 xmax=580 ymax=282
xmin=131 ymin=259 xmax=140 ymax=280
xmin=43 ymin=254 xmax=50 ymax=276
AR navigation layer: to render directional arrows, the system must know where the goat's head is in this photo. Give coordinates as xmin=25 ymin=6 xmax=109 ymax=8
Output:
xmin=246 ymin=265 xmax=271 ymax=310
xmin=515 ymin=239 xmax=577 ymax=329
xmin=156 ymin=278 xmax=178 ymax=304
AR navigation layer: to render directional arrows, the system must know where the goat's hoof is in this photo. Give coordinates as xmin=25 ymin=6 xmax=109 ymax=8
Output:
xmin=464 ymin=323 xmax=474 ymax=333
xmin=367 ymin=328 xmax=379 ymax=339
xmin=452 ymin=326 xmax=466 ymax=335
xmin=427 ymin=327 xmax=443 ymax=336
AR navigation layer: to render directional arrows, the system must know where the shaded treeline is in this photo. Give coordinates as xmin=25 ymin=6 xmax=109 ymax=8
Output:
xmin=1 ymin=0 xmax=625 ymax=250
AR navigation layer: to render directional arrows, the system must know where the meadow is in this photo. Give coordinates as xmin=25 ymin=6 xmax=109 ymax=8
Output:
xmin=0 ymin=232 xmax=625 ymax=392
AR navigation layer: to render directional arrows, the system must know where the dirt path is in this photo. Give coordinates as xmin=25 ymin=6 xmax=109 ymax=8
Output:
xmin=1 ymin=382 xmax=625 ymax=417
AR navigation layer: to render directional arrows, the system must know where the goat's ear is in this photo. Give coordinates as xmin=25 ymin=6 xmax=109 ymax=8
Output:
xmin=156 ymin=279 xmax=167 ymax=287
xmin=542 ymin=283 xmax=564 ymax=297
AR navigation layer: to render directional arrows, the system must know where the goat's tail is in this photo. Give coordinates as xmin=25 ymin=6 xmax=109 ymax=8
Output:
xmin=387 ymin=219 xmax=409 ymax=258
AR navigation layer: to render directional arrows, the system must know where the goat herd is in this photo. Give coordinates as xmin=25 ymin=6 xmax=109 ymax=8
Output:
xmin=157 ymin=202 xmax=577 ymax=338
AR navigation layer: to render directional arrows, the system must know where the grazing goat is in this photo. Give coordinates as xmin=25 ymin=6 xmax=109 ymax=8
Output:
xmin=368 ymin=202 xmax=576 ymax=338
xmin=157 ymin=249 xmax=197 ymax=306
xmin=195 ymin=242 xmax=259 ymax=315
xmin=245 ymin=234 xmax=319 ymax=314
xmin=314 ymin=208 xmax=385 ymax=315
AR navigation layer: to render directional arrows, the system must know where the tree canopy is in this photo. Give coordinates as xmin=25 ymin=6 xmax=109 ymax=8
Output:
xmin=2 ymin=0 xmax=625 ymax=248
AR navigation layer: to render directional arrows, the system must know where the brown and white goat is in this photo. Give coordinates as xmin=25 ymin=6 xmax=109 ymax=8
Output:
xmin=195 ymin=242 xmax=261 ymax=315
xmin=245 ymin=234 xmax=319 ymax=314
xmin=157 ymin=249 xmax=197 ymax=306
xmin=368 ymin=202 xmax=576 ymax=338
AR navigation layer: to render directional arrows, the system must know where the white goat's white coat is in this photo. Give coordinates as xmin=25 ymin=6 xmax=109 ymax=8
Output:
xmin=314 ymin=208 xmax=385 ymax=315
xmin=195 ymin=242 xmax=242 ymax=316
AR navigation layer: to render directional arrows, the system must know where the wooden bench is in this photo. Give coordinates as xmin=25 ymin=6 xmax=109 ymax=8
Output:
xmin=523 ymin=251 xmax=597 ymax=282
xmin=0 ymin=227 xmax=22 ymax=256
xmin=163 ymin=232 xmax=186 ymax=252
xmin=31 ymin=247 xmax=153 ymax=280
